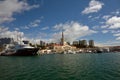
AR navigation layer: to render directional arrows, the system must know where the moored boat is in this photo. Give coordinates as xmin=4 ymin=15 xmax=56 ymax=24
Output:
xmin=0 ymin=41 xmax=39 ymax=56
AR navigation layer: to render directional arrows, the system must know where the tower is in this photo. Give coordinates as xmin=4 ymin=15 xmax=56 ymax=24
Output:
xmin=61 ymin=30 xmax=64 ymax=46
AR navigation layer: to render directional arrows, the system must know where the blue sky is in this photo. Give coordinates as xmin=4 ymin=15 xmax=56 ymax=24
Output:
xmin=0 ymin=0 xmax=120 ymax=46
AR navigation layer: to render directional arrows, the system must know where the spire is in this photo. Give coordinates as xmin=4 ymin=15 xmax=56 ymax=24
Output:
xmin=62 ymin=30 xmax=64 ymax=40
xmin=61 ymin=30 xmax=64 ymax=45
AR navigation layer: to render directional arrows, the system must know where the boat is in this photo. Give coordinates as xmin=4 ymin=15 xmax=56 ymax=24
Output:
xmin=0 ymin=41 xmax=39 ymax=56
xmin=96 ymin=48 xmax=103 ymax=53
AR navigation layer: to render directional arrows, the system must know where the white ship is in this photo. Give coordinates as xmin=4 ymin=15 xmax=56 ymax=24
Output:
xmin=0 ymin=41 xmax=39 ymax=56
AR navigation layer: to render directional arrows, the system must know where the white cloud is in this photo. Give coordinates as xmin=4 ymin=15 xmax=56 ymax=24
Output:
xmin=111 ymin=9 xmax=120 ymax=16
xmin=106 ymin=16 xmax=120 ymax=29
xmin=14 ymin=28 xmax=20 ymax=31
xmin=101 ymin=16 xmax=120 ymax=29
xmin=52 ymin=21 xmax=97 ymax=42
xmin=29 ymin=19 xmax=41 ymax=27
xmin=88 ymin=15 xmax=92 ymax=18
xmin=113 ymin=33 xmax=120 ymax=40
xmin=0 ymin=27 xmax=9 ymax=32
xmin=93 ymin=16 xmax=100 ymax=20
xmin=106 ymin=16 xmax=120 ymax=24
xmin=0 ymin=27 xmax=24 ymax=41
xmin=90 ymin=15 xmax=101 ymax=21
xmin=21 ymin=19 xmax=41 ymax=29
xmin=0 ymin=0 xmax=39 ymax=24
xmin=111 ymin=30 xmax=120 ymax=33
xmin=100 ymin=16 xmax=120 ymax=40
xmin=53 ymin=24 xmax=62 ymax=30
xmin=41 ymin=26 xmax=49 ymax=30
xmin=21 ymin=25 xmax=30 ymax=29
xmin=102 ymin=15 xmax=111 ymax=20
xmin=0 ymin=26 xmax=51 ymax=44
xmin=82 ymin=0 xmax=104 ymax=14
xmin=101 ymin=25 xmax=108 ymax=28
xmin=0 ymin=26 xmax=40 ymax=44
xmin=102 ymin=30 xmax=108 ymax=34
xmin=113 ymin=33 xmax=120 ymax=37
xmin=92 ymin=26 xmax=100 ymax=30
xmin=116 ymin=37 xmax=120 ymax=40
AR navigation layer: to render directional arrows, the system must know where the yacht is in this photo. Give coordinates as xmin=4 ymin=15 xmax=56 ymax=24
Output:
xmin=0 ymin=41 xmax=39 ymax=56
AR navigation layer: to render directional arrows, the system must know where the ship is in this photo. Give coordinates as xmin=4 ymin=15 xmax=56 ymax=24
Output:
xmin=0 ymin=41 xmax=39 ymax=56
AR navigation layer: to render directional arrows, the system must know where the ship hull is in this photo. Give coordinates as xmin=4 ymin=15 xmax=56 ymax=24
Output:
xmin=1 ymin=48 xmax=39 ymax=56
xmin=14 ymin=48 xmax=39 ymax=56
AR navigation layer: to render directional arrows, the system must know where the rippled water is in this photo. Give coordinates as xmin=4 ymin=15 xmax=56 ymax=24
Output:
xmin=0 ymin=53 xmax=120 ymax=80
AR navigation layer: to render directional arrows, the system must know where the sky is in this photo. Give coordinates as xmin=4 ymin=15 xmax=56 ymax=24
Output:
xmin=0 ymin=0 xmax=120 ymax=46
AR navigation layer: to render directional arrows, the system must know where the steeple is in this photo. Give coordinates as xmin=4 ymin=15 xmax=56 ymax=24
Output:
xmin=62 ymin=30 xmax=64 ymax=40
xmin=61 ymin=30 xmax=64 ymax=45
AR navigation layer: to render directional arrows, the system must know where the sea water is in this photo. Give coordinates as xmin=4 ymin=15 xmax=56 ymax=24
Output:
xmin=0 ymin=53 xmax=120 ymax=80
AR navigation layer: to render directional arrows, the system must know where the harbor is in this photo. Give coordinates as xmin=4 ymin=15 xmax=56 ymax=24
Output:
xmin=1 ymin=31 xmax=119 ymax=56
xmin=0 ymin=30 xmax=120 ymax=56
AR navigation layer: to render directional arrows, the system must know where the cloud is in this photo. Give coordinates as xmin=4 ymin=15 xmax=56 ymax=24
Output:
xmin=113 ymin=33 xmax=120 ymax=40
xmin=24 ymin=32 xmax=53 ymax=44
xmin=88 ymin=15 xmax=92 ymax=18
xmin=0 ymin=0 xmax=39 ymax=24
xmin=0 ymin=26 xmax=24 ymax=41
xmin=21 ymin=19 xmax=41 ymax=29
xmin=111 ymin=30 xmax=120 ymax=34
xmin=106 ymin=16 xmax=120 ymax=29
xmin=22 ymin=26 xmax=30 ymax=29
xmin=0 ymin=26 xmax=9 ymax=31
xmin=102 ymin=15 xmax=111 ymax=20
xmin=102 ymin=30 xmax=108 ymax=34
xmin=91 ymin=15 xmax=101 ymax=21
xmin=0 ymin=26 xmax=51 ymax=44
xmin=14 ymin=28 xmax=20 ymax=31
xmin=113 ymin=33 xmax=120 ymax=37
xmin=41 ymin=26 xmax=49 ymax=30
xmin=53 ymin=23 xmax=63 ymax=31
xmin=116 ymin=37 xmax=120 ymax=40
xmin=100 ymin=16 xmax=120 ymax=40
xmin=0 ymin=26 xmax=40 ymax=44
xmin=29 ymin=19 xmax=41 ymax=27
xmin=101 ymin=16 xmax=120 ymax=29
xmin=52 ymin=21 xmax=97 ymax=42
xmin=82 ymin=0 xmax=104 ymax=14
xmin=111 ymin=9 xmax=120 ymax=16
xmin=102 ymin=10 xmax=120 ymax=21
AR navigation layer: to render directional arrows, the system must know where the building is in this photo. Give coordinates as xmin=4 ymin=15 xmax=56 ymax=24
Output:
xmin=50 ymin=31 xmax=76 ymax=53
xmin=73 ymin=41 xmax=79 ymax=46
xmin=40 ymin=40 xmax=46 ymax=46
xmin=81 ymin=40 xmax=87 ymax=48
xmin=72 ymin=40 xmax=95 ymax=48
xmin=89 ymin=40 xmax=94 ymax=48
xmin=73 ymin=40 xmax=88 ymax=48
xmin=79 ymin=40 xmax=82 ymax=46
